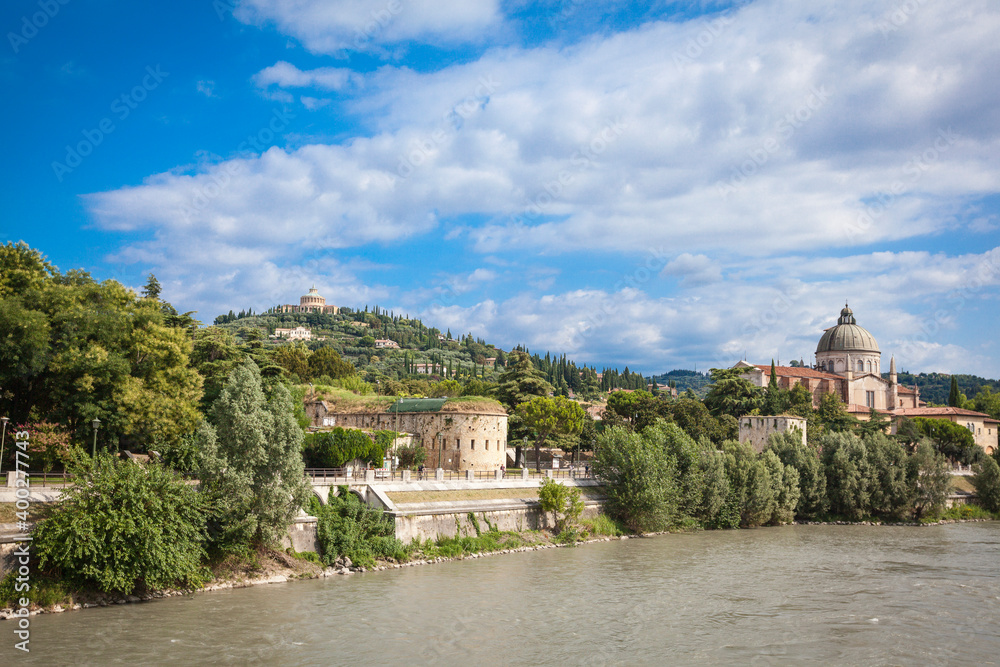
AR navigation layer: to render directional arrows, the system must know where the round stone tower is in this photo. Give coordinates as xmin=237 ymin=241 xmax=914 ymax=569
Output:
xmin=815 ymin=304 xmax=881 ymax=376
xmin=300 ymin=286 xmax=326 ymax=309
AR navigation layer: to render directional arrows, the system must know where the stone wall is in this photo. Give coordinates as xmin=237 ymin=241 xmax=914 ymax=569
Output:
xmin=307 ymin=404 xmax=508 ymax=472
xmin=738 ymin=415 xmax=807 ymax=452
xmin=394 ymin=502 xmax=602 ymax=543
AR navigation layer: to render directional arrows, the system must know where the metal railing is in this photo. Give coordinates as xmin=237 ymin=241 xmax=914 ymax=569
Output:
xmin=15 ymin=471 xmax=74 ymax=486
xmin=304 ymin=467 xmax=597 ymax=483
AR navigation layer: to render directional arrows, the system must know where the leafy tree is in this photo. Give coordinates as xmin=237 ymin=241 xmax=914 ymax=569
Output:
xmin=858 ymin=408 xmax=890 ymax=439
xmin=273 ymin=343 xmax=310 ymax=380
xmin=971 ymin=386 xmax=1000 ymax=421
xmin=912 ymin=417 xmax=979 ymax=465
xmin=515 ymin=396 xmax=586 ymax=472
xmin=768 ymin=432 xmax=828 ymax=519
xmin=821 ymin=432 xmax=871 ymax=520
xmin=816 ymin=392 xmax=856 ymax=433
xmin=308 ymin=346 xmax=355 ymax=380
xmin=720 ymin=440 xmax=779 ymax=528
xmin=199 ymin=360 xmax=310 ymax=551
xmin=863 ymin=432 xmax=911 ymax=520
xmin=395 ymin=442 xmax=427 ymax=470
xmin=972 ymin=456 xmax=1000 ymax=513
xmin=302 ymin=428 xmax=392 ymax=468
xmin=907 ymin=441 xmax=951 ymax=519
xmin=667 ymin=398 xmax=734 ymax=444
xmin=496 ymin=351 xmax=553 ymax=465
xmin=643 ymin=421 xmax=705 ymax=518
xmin=538 ymin=478 xmax=584 ymax=533
xmin=704 ymin=368 xmax=764 ymax=419
xmin=592 ymin=426 xmax=680 ymax=532
xmin=605 ymin=390 xmax=666 ymax=431
xmin=34 ymin=451 xmax=206 ymax=595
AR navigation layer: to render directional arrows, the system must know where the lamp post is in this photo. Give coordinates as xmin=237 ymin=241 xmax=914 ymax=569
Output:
xmin=0 ymin=416 xmax=8 ymax=476
xmin=91 ymin=418 xmax=101 ymax=459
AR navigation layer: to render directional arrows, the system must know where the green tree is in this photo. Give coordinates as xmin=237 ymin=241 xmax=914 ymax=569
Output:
xmin=907 ymin=441 xmax=951 ymax=519
xmin=199 ymin=360 xmax=310 ymax=551
xmin=34 ymin=451 xmax=206 ymax=595
xmin=496 ymin=351 xmax=553 ymax=465
xmin=704 ymin=368 xmax=764 ymax=419
xmin=592 ymin=426 xmax=680 ymax=532
xmin=863 ymin=432 xmax=911 ymax=520
xmin=913 ymin=417 xmax=979 ymax=465
xmin=972 ymin=456 xmax=1000 ymax=513
xmin=516 ymin=396 xmax=586 ymax=472
xmin=768 ymin=432 xmax=828 ymax=519
xmin=309 ymin=346 xmax=356 ymax=380
xmin=141 ymin=273 xmax=162 ymax=300
xmin=273 ymin=343 xmax=310 ymax=380
xmin=949 ymin=375 xmax=961 ymax=407
xmin=816 ymin=392 xmax=856 ymax=433
xmin=821 ymin=431 xmax=870 ymax=520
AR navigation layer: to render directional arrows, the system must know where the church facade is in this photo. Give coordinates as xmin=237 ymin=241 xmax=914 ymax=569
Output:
xmin=736 ymin=304 xmax=998 ymax=454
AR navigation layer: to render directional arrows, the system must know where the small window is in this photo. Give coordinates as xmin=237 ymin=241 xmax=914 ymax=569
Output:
xmin=456 ymin=438 xmax=461 ymax=449
xmin=486 ymin=440 xmax=490 ymax=450
xmin=471 ymin=439 xmax=476 ymax=450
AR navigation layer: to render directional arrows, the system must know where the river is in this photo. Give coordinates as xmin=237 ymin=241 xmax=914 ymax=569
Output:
xmin=6 ymin=523 xmax=1000 ymax=665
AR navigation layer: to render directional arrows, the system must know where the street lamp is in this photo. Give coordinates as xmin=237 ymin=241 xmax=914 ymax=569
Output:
xmin=0 ymin=416 xmax=9 ymax=476
xmin=91 ymin=418 xmax=101 ymax=459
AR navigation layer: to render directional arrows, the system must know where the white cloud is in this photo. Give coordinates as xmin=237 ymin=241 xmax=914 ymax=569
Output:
xmin=253 ymin=61 xmax=356 ymax=91
xmin=196 ymin=80 xmax=216 ymax=97
xmin=234 ymin=0 xmax=503 ymax=54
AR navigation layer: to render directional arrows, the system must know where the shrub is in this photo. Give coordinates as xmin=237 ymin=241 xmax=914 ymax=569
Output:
xmin=538 ymin=478 xmax=584 ymax=533
xmin=312 ymin=487 xmax=406 ymax=568
xmin=581 ymin=514 xmax=623 ymax=537
xmin=32 ymin=452 xmax=207 ymax=595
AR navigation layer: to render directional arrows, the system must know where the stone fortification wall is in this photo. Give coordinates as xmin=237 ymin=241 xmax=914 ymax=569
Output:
xmin=394 ymin=502 xmax=602 ymax=543
xmin=738 ymin=415 xmax=807 ymax=452
xmin=307 ymin=402 xmax=507 ymax=472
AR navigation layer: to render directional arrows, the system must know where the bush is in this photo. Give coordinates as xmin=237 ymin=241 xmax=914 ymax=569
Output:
xmin=302 ymin=427 xmax=392 ymax=468
xmin=538 ymin=478 xmax=584 ymax=533
xmin=33 ymin=452 xmax=207 ymax=595
xmin=312 ymin=488 xmax=406 ymax=568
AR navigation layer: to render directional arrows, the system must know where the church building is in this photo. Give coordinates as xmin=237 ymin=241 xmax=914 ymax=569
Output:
xmin=276 ymin=286 xmax=340 ymax=314
xmin=735 ymin=304 xmax=998 ymax=454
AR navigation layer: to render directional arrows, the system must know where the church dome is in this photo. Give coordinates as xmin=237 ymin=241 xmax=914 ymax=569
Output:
xmin=815 ymin=305 xmax=879 ymax=353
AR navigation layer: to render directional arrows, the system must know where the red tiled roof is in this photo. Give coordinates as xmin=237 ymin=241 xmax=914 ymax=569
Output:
xmin=897 ymin=386 xmax=918 ymax=394
xmin=891 ymin=407 xmax=993 ymax=419
xmin=752 ymin=365 xmax=841 ymax=380
xmin=845 ymin=404 xmax=892 ymax=415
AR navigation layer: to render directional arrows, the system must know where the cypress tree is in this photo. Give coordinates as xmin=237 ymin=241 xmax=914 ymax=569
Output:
xmin=949 ymin=375 xmax=960 ymax=407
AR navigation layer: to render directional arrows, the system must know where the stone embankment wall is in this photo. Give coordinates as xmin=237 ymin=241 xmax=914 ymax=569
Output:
xmin=394 ymin=501 xmax=603 ymax=543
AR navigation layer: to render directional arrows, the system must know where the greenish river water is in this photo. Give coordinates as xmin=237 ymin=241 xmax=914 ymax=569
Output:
xmin=6 ymin=523 xmax=1000 ymax=665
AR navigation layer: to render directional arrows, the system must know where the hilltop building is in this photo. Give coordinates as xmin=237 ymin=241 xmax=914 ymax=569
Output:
xmin=305 ymin=397 xmax=508 ymax=471
xmin=736 ymin=304 xmax=998 ymax=454
xmin=272 ymin=326 xmax=312 ymax=341
xmin=276 ymin=286 xmax=339 ymax=315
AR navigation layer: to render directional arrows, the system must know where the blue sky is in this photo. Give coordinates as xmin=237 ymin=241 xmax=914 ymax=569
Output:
xmin=3 ymin=0 xmax=1000 ymax=377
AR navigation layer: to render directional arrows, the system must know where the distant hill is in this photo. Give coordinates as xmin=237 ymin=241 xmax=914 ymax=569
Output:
xmin=209 ymin=305 xmax=644 ymax=397
xmin=650 ymin=369 xmax=713 ymax=397
xmin=888 ymin=372 xmax=1000 ymax=406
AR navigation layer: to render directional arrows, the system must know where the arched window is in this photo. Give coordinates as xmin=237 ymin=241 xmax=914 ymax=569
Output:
xmin=867 ymin=361 xmax=872 ymax=373
xmin=857 ymin=360 xmax=863 ymax=372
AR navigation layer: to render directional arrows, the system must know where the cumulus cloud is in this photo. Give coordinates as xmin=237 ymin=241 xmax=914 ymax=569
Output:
xmin=253 ymin=61 xmax=356 ymax=91
xmin=234 ymin=0 xmax=503 ymax=54
xmin=85 ymin=0 xmax=1000 ymax=374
